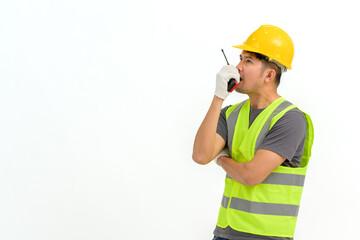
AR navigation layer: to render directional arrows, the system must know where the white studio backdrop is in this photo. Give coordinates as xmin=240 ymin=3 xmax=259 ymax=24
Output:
xmin=0 ymin=0 xmax=359 ymax=239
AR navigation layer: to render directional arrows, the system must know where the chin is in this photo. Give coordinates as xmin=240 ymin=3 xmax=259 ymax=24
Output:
xmin=235 ymin=88 xmax=244 ymax=94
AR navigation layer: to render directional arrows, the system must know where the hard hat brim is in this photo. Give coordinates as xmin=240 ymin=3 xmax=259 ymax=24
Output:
xmin=232 ymin=44 xmax=292 ymax=70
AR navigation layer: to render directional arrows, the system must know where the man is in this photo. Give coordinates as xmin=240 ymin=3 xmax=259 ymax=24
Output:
xmin=192 ymin=25 xmax=314 ymax=240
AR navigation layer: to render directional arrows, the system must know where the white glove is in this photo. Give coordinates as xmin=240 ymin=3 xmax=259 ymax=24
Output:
xmin=213 ymin=147 xmax=229 ymax=165
xmin=215 ymin=65 xmax=240 ymax=100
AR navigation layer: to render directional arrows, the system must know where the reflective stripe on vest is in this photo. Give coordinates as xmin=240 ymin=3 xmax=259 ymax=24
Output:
xmin=216 ymin=97 xmax=314 ymax=238
xmin=226 ymin=100 xmax=247 ymax=158
xmin=226 ymin=172 xmax=306 ymax=187
xmin=220 ymin=195 xmax=299 ymax=217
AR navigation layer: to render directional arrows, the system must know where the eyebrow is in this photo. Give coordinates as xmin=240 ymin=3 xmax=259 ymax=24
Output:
xmin=240 ymin=54 xmax=253 ymax=60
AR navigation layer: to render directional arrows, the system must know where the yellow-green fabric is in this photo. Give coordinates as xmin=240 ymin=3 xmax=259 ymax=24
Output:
xmin=216 ymin=97 xmax=314 ymax=238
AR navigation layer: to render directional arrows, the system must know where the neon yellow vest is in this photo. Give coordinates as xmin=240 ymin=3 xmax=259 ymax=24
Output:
xmin=216 ymin=97 xmax=314 ymax=238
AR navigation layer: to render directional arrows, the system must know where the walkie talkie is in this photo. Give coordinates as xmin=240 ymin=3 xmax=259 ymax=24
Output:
xmin=221 ymin=49 xmax=238 ymax=92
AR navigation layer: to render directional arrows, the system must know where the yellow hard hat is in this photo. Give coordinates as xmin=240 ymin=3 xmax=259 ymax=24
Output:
xmin=233 ymin=25 xmax=294 ymax=70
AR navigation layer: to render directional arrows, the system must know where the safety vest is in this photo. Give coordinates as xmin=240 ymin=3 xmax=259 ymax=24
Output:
xmin=216 ymin=97 xmax=314 ymax=238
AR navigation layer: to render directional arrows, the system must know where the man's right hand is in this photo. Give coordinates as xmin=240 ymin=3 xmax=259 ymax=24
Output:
xmin=214 ymin=147 xmax=229 ymax=165
xmin=215 ymin=65 xmax=240 ymax=100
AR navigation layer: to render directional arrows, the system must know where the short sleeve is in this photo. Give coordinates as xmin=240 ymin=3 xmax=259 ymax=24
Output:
xmin=258 ymin=108 xmax=307 ymax=167
xmin=216 ymin=105 xmax=232 ymax=145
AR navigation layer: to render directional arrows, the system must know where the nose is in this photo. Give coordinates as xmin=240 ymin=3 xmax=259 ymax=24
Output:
xmin=236 ymin=61 xmax=243 ymax=72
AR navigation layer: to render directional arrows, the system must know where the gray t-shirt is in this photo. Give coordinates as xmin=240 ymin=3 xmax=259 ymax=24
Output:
xmin=214 ymin=104 xmax=307 ymax=240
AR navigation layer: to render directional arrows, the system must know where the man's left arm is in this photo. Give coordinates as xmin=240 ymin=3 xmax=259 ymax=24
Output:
xmin=216 ymin=149 xmax=285 ymax=186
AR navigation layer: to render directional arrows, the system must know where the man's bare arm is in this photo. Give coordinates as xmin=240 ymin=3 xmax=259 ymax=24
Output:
xmin=216 ymin=149 xmax=286 ymax=186
xmin=192 ymin=95 xmax=226 ymax=165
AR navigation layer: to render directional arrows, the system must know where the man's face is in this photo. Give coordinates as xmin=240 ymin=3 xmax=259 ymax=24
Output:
xmin=235 ymin=51 xmax=265 ymax=94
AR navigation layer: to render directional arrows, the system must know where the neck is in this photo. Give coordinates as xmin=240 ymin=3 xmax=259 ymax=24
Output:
xmin=248 ymin=92 xmax=281 ymax=109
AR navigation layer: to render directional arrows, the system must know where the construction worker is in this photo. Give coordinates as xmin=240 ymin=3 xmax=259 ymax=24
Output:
xmin=192 ymin=25 xmax=314 ymax=240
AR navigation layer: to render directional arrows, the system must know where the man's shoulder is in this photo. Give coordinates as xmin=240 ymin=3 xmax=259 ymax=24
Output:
xmin=220 ymin=105 xmax=233 ymax=118
xmin=282 ymin=107 xmax=306 ymax=122
xmin=271 ymin=106 xmax=307 ymax=138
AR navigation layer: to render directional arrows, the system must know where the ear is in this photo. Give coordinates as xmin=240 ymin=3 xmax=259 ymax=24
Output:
xmin=264 ymin=68 xmax=276 ymax=83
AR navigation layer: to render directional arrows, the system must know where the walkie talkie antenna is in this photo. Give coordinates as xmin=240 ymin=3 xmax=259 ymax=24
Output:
xmin=221 ymin=49 xmax=230 ymax=65
xmin=220 ymin=49 xmax=238 ymax=92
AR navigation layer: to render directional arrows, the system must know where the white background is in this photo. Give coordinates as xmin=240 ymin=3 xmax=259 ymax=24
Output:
xmin=0 ymin=0 xmax=359 ymax=239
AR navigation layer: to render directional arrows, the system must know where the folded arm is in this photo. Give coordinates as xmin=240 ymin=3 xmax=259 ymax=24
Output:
xmin=216 ymin=149 xmax=286 ymax=186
